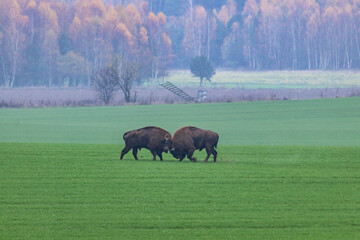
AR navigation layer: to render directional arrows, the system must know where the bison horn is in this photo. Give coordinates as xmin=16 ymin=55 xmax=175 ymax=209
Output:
xmin=164 ymin=134 xmax=168 ymax=140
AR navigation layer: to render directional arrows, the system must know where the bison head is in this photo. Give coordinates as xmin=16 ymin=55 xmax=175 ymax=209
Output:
xmin=162 ymin=134 xmax=172 ymax=153
xmin=170 ymin=146 xmax=182 ymax=159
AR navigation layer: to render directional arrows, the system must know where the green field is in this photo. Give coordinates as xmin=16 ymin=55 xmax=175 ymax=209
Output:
xmin=1 ymin=98 xmax=360 ymax=145
xmin=1 ymin=98 xmax=360 ymax=239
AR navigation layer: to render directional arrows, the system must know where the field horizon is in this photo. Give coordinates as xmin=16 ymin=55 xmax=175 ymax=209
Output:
xmin=1 ymin=97 xmax=359 ymax=146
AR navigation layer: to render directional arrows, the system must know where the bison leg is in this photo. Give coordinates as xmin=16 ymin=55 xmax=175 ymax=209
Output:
xmin=157 ymin=153 xmax=163 ymax=161
xmin=212 ymin=148 xmax=218 ymax=162
xmin=204 ymin=147 xmax=212 ymax=162
xmin=151 ymin=151 xmax=157 ymax=161
xmin=120 ymin=145 xmax=132 ymax=160
xmin=187 ymin=148 xmax=196 ymax=162
xmin=132 ymin=148 xmax=138 ymax=160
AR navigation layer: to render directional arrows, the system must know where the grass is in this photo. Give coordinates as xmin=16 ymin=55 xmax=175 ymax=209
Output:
xmin=1 ymin=143 xmax=359 ymax=239
xmin=1 ymin=98 xmax=359 ymax=145
xmin=1 ymin=98 xmax=360 ymax=239
xmin=162 ymin=70 xmax=360 ymax=88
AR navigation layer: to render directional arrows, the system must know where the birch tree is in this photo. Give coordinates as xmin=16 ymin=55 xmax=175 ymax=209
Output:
xmin=2 ymin=0 xmax=29 ymax=87
xmin=182 ymin=3 xmax=216 ymax=59
xmin=242 ymin=0 xmax=259 ymax=69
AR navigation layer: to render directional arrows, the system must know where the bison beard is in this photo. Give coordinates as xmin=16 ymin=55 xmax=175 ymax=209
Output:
xmin=170 ymin=126 xmax=219 ymax=162
xmin=120 ymin=126 xmax=172 ymax=161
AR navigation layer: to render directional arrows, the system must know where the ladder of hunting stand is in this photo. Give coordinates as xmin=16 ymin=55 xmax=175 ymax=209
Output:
xmin=160 ymin=81 xmax=197 ymax=102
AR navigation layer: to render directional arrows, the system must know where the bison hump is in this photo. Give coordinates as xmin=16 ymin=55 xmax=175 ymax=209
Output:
xmin=188 ymin=126 xmax=199 ymax=131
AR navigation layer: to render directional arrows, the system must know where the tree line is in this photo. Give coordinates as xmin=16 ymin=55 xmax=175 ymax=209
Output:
xmin=1 ymin=0 xmax=360 ymax=87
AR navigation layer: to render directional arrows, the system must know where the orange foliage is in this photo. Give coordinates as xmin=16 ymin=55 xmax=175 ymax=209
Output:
xmin=218 ymin=5 xmax=229 ymax=25
xmin=89 ymin=0 xmax=105 ymax=17
xmin=162 ymin=33 xmax=171 ymax=49
xmin=69 ymin=14 xmax=82 ymax=39
xmin=139 ymin=26 xmax=148 ymax=45
xmin=147 ymin=12 xmax=159 ymax=36
xmin=116 ymin=22 xmax=133 ymax=46
xmin=194 ymin=6 xmax=207 ymax=24
xmin=0 ymin=0 xmax=14 ymax=19
xmin=306 ymin=3 xmax=321 ymax=36
xmin=139 ymin=1 xmax=149 ymax=17
xmin=26 ymin=0 xmax=37 ymax=11
xmin=3 ymin=0 xmax=29 ymax=86
xmin=104 ymin=4 xmax=118 ymax=34
xmin=75 ymin=0 xmax=105 ymax=20
xmin=125 ymin=4 xmax=142 ymax=26
xmin=227 ymin=0 xmax=237 ymax=18
xmin=242 ymin=0 xmax=259 ymax=24
xmin=38 ymin=2 xmax=59 ymax=33
xmin=323 ymin=6 xmax=339 ymax=23
xmin=157 ymin=12 xmax=167 ymax=25
xmin=8 ymin=1 xmax=29 ymax=28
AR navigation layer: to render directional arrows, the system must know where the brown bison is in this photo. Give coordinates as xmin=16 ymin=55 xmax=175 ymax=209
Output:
xmin=170 ymin=126 xmax=219 ymax=162
xmin=120 ymin=126 xmax=172 ymax=161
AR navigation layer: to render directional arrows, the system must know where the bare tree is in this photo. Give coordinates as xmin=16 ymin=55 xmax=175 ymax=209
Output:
xmin=117 ymin=59 xmax=141 ymax=103
xmin=92 ymin=58 xmax=141 ymax=104
xmin=92 ymin=64 xmax=119 ymax=104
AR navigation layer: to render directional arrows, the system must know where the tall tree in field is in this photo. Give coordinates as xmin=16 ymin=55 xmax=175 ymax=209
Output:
xmin=190 ymin=55 xmax=215 ymax=86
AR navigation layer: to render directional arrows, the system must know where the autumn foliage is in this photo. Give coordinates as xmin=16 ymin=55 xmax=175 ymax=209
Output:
xmin=1 ymin=0 xmax=360 ymax=87
xmin=0 ymin=0 xmax=171 ymax=87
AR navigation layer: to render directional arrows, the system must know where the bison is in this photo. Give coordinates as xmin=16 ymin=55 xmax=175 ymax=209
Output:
xmin=170 ymin=126 xmax=219 ymax=162
xmin=120 ymin=126 xmax=172 ymax=161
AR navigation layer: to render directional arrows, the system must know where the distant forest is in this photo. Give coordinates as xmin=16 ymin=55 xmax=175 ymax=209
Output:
xmin=1 ymin=0 xmax=360 ymax=87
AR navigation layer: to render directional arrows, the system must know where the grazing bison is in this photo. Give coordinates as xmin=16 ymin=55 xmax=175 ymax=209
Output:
xmin=170 ymin=126 xmax=219 ymax=162
xmin=120 ymin=126 xmax=172 ymax=161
